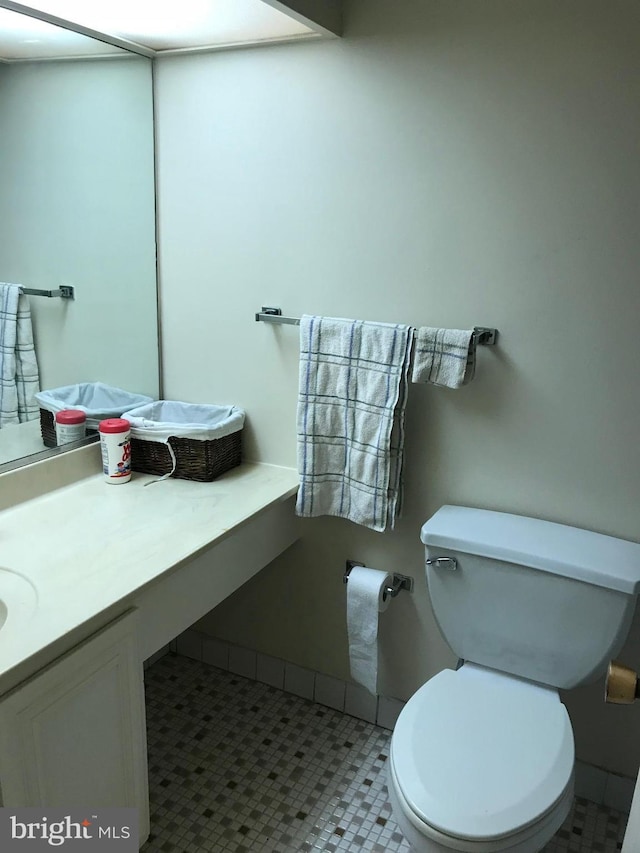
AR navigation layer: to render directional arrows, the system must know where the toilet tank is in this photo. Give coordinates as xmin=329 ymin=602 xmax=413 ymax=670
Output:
xmin=421 ymin=506 xmax=640 ymax=689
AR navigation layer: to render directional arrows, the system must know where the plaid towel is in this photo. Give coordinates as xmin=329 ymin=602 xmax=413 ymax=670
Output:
xmin=296 ymin=315 xmax=412 ymax=532
xmin=411 ymin=327 xmax=476 ymax=388
xmin=0 ymin=283 xmax=41 ymax=427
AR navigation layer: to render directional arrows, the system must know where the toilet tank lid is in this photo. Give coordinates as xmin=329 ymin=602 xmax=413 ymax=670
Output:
xmin=421 ymin=506 xmax=640 ymax=595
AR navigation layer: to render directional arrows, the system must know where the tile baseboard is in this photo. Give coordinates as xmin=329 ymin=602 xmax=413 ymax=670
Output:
xmin=174 ymin=628 xmax=405 ymax=731
xmin=173 ymin=629 xmax=634 ymax=813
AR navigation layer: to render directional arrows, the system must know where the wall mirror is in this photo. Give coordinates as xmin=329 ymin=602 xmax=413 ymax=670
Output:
xmin=0 ymin=3 xmax=159 ymax=472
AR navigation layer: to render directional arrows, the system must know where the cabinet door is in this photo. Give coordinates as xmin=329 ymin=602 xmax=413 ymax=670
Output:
xmin=0 ymin=610 xmax=149 ymax=843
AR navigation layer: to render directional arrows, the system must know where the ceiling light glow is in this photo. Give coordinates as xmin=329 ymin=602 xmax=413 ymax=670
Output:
xmin=12 ymin=0 xmax=313 ymax=51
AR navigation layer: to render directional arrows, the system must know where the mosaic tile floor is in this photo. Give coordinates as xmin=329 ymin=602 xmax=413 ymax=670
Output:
xmin=142 ymin=654 xmax=628 ymax=852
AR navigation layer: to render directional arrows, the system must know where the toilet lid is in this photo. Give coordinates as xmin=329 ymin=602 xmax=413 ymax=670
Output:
xmin=390 ymin=664 xmax=574 ymax=841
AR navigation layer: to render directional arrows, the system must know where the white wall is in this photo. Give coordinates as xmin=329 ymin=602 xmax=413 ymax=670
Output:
xmin=0 ymin=57 xmax=158 ymax=398
xmin=155 ymin=0 xmax=640 ymax=777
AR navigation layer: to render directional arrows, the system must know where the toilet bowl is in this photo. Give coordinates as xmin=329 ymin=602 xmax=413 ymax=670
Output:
xmin=387 ymin=505 xmax=640 ymax=852
xmin=388 ymin=663 xmax=574 ymax=853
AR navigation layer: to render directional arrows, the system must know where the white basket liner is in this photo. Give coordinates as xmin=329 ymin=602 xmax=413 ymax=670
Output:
xmin=121 ymin=401 xmax=245 ymax=443
xmin=35 ymin=382 xmax=153 ymax=430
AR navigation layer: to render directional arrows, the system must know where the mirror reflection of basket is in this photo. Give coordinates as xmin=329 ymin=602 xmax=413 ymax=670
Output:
xmin=122 ymin=401 xmax=245 ymax=482
xmin=35 ymin=383 xmax=154 ymax=448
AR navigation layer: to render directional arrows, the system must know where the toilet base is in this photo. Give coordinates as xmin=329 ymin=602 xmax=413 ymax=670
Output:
xmin=388 ymin=760 xmax=574 ymax=853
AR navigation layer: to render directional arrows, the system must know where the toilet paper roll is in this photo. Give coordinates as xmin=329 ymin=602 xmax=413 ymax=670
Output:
xmin=347 ymin=566 xmax=392 ymax=695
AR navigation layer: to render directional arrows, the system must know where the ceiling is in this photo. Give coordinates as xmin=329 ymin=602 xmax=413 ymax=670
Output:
xmin=0 ymin=8 xmax=125 ymax=59
xmin=0 ymin=0 xmax=329 ymax=61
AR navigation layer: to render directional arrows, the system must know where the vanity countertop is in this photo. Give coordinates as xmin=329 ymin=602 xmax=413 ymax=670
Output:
xmin=0 ymin=458 xmax=299 ymax=688
xmin=0 ymin=419 xmax=44 ymax=465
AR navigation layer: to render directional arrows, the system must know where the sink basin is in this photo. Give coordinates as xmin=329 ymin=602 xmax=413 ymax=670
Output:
xmin=0 ymin=568 xmax=38 ymax=633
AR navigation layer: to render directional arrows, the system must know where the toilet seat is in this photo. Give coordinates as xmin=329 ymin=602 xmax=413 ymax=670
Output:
xmin=388 ymin=760 xmax=574 ymax=853
xmin=390 ymin=663 xmax=574 ymax=844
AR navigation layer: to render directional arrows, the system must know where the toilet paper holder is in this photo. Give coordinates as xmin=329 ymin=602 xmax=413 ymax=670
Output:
xmin=343 ymin=560 xmax=414 ymax=601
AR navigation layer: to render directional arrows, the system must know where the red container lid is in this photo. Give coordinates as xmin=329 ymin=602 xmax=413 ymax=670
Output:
xmin=99 ymin=418 xmax=131 ymax=434
xmin=55 ymin=409 xmax=86 ymax=425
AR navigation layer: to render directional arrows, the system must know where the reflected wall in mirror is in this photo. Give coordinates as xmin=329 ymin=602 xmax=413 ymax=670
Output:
xmin=0 ymin=6 xmax=158 ymax=469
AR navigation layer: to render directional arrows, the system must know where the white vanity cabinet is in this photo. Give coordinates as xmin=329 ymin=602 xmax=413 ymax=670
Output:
xmin=0 ymin=611 xmax=149 ymax=844
xmin=0 ymin=458 xmax=300 ymax=849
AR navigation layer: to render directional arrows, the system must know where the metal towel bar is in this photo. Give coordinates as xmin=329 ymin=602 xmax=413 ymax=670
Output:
xmin=22 ymin=286 xmax=75 ymax=299
xmin=255 ymin=306 xmax=497 ymax=345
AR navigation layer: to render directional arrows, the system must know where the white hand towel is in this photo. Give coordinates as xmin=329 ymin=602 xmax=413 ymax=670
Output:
xmin=296 ymin=315 xmax=412 ymax=533
xmin=411 ymin=326 xmax=476 ymax=388
xmin=0 ymin=283 xmax=40 ymax=427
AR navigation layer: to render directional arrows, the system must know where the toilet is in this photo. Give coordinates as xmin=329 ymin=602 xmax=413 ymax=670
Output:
xmin=388 ymin=505 xmax=640 ymax=853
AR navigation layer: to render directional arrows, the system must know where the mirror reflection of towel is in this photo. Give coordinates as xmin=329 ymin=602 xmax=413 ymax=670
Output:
xmin=296 ymin=315 xmax=412 ymax=533
xmin=0 ymin=283 xmax=40 ymax=427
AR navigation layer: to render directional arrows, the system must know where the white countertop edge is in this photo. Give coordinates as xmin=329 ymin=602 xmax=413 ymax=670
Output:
xmin=0 ymin=460 xmax=300 ymax=688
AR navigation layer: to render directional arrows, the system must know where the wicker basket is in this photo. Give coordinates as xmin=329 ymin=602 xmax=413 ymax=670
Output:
xmin=39 ymin=408 xmax=57 ymax=447
xmin=37 ymin=383 xmax=152 ymax=447
xmin=130 ymin=430 xmax=242 ymax=482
